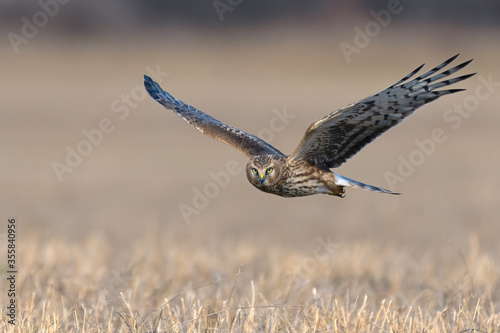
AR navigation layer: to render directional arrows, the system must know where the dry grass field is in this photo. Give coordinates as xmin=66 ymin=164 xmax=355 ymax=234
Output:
xmin=1 ymin=26 xmax=500 ymax=332
xmin=2 ymin=232 xmax=499 ymax=332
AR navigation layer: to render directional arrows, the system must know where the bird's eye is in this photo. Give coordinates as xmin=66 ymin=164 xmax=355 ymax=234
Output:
xmin=266 ymin=167 xmax=273 ymax=173
xmin=252 ymin=168 xmax=258 ymax=174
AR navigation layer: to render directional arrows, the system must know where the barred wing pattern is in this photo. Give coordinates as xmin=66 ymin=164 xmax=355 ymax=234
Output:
xmin=289 ymin=54 xmax=475 ymax=168
xmin=144 ymin=75 xmax=284 ymax=158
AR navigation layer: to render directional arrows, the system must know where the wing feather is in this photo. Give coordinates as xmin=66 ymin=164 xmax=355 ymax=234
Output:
xmin=289 ymin=54 xmax=475 ymax=168
xmin=144 ymin=76 xmax=284 ymax=158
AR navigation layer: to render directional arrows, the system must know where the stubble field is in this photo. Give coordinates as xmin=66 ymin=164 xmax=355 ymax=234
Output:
xmin=1 ymin=28 xmax=499 ymax=332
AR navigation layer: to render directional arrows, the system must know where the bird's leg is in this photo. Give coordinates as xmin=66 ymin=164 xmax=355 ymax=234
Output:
xmin=330 ymin=186 xmax=346 ymax=198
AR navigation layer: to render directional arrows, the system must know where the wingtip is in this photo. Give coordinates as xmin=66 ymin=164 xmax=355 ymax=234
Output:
xmin=462 ymin=58 xmax=474 ymax=66
xmin=143 ymin=75 xmax=177 ymax=103
xmin=143 ymin=75 xmax=160 ymax=100
xmin=449 ymin=53 xmax=461 ymax=62
xmin=449 ymin=53 xmax=477 ymax=65
xmin=462 ymin=72 xmax=478 ymax=80
xmin=416 ymin=63 xmax=426 ymax=72
xmin=454 ymin=59 xmax=474 ymax=72
xmin=446 ymin=88 xmax=467 ymax=94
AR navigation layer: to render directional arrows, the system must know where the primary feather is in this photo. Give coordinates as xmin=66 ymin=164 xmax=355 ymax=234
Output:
xmin=289 ymin=54 xmax=475 ymax=168
xmin=144 ymin=75 xmax=284 ymax=158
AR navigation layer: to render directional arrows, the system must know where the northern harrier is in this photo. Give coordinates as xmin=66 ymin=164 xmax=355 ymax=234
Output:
xmin=144 ymin=54 xmax=474 ymax=197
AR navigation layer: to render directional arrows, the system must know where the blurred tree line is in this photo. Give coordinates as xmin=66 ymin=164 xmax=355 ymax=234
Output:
xmin=1 ymin=0 xmax=499 ymax=34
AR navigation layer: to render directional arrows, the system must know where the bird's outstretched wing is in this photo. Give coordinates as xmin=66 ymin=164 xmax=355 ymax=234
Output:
xmin=289 ymin=54 xmax=475 ymax=168
xmin=144 ymin=76 xmax=284 ymax=158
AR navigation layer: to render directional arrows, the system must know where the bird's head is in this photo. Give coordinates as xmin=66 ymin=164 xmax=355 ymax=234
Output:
xmin=246 ymin=155 xmax=284 ymax=189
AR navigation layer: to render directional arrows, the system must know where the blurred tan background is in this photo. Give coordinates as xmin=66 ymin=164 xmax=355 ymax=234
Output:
xmin=1 ymin=1 xmax=499 ymax=258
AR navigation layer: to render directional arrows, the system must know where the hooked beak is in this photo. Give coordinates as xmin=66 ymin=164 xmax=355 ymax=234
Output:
xmin=259 ymin=173 xmax=265 ymax=183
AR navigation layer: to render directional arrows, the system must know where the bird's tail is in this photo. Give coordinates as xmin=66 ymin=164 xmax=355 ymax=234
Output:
xmin=334 ymin=173 xmax=400 ymax=195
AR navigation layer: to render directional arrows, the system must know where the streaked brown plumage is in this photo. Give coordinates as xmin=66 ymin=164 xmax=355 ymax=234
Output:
xmin=144 ymin=54 xmax=475 ymax=198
